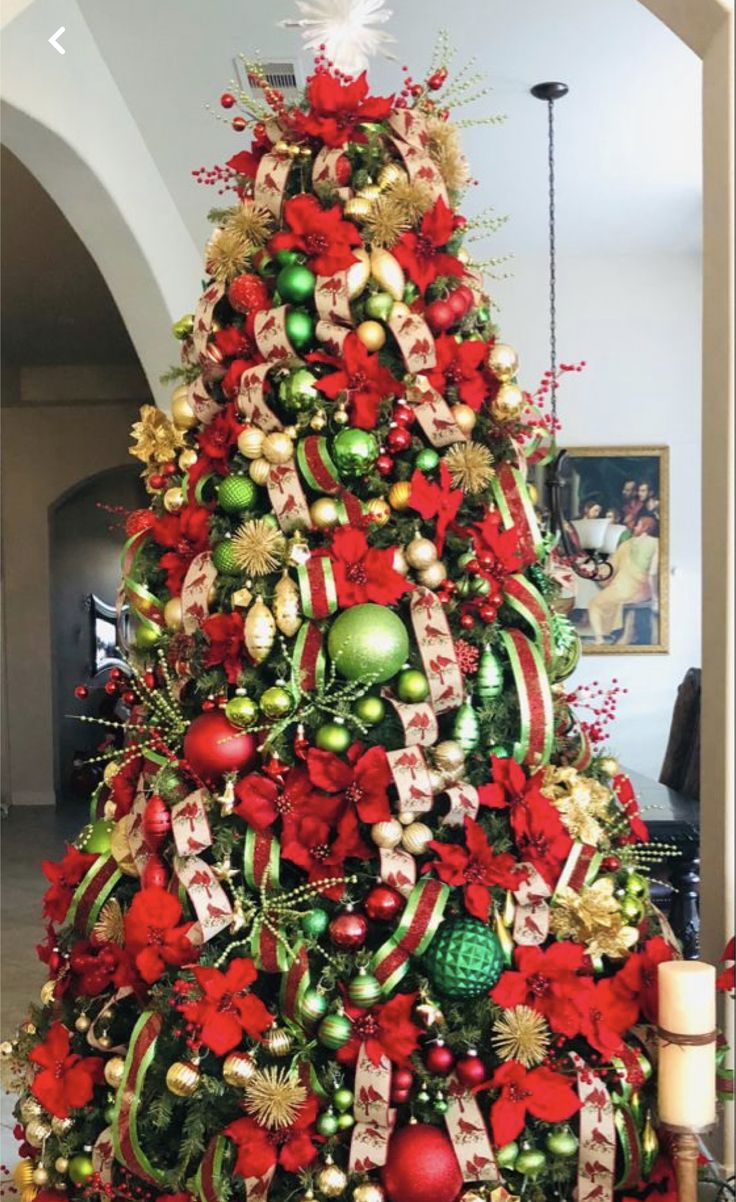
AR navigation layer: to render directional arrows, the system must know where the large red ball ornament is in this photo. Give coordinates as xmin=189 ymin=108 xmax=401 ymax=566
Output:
xmin=142 ymin=856 xmax=169 ymax=890
xmin=329 ymin=911 xmax=368 ymax=949
xmin=392 ymin=1068 xmax=414 ymax=1091
xmin=382 ymin=1124 xmax=463 ymax=1202
xmin=376 ymin=453 xmax=395 ymax=477
xmin=386 ymin=425 xmax=412 ymax=453
xmin=425 ymin=299 xmax=455 ymax=334
xmin=183 ymin=712 xmax=258 ymax=783
xmin=455 ymin=1052 xmax=487 ymax=1088
xmin=425 ymin=1042 xmax=455 ymax=1075
xmin=142 ymin=795 xmax=171 ymax=851
xmin=446 ymin=290 xmax=470 ymax=320
xmin=227 ymin=273 xmax=270 ymax=316
xmin=365 ymin=885 xmax=404 ymax=922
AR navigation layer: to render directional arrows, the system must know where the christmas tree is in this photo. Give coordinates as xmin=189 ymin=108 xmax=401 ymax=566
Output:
xmin=6 ymin=15 xmax=684 ymax=1202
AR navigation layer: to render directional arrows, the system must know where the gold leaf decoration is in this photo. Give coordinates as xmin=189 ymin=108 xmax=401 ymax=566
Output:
xmin=129 ymin=405 xmax=186 ymax=466
xmin=231 ymin=519 xmax=286 ymax=576
xmin=491 ymin=1005 xmax=551 ymax=1068
xmin=243 ymin=1067 xmax=307 ymax=1129
xmin=542 ymin=766 xmax=612 ymax=846
xmin=551 ymin=878 xmax=640 ymax=960
xmin=444 ymin=442 xmax=494 ymax=494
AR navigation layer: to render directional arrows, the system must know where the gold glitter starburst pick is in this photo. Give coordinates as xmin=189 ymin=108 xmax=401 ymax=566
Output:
xmin=363 ymin=195 xmax=412 ymax=248
xmin=243 ymin=1067 xmax=307 ymax=1129
xmin=383 ymin=176 xmax=434 ymax=224
xmin=231 ymin=519 xmax=286 ymax=576
xmin=492 ymin=1005 xmax=551 ymax=1068
xmin=129 ymin=405 xmax=186 ymax=466
xmin=224 ymin=200 xmax=275 ymax=250
xmin=92 ymin=899 xmax=125 ymax=946
xmin=427 ymin=117 xmax=472 ymax=195
xmin=205 ymin=227 xmax=251 ymax=283
xmin=444 ymin=442 xmax=494 ymax=494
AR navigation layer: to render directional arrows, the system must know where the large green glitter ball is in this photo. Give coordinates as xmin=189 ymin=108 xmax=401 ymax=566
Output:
xmin=217 ymin=475 xmax=258 ymax=514
xmin=423 ymin=916 xmax=504 ymax=998
xmin=327 ymin=604 xmax=409 ymax=683
xmin=332 ymin=428 xmax=379 ymax=478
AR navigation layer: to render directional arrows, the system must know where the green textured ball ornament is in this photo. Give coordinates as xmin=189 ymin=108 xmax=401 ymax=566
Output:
xmin=315 ymin=722 xmax=351 ymax=753
xmin=68 ymin=1156 xmax=95 ymax=1187
xmin=452 ymin=701 xmax=480 ymax=752
xmin=285 ymin=307 xmax=314 ymax=350
xmin=551 ymin=614 xmax=582 ymax=681
xmin=328 ymin=605 xmax=409 ymax=683
xmin=332 ymin=428 xmax=379 ymax=478
xmin=348 ymin=970 xmax=382 ymax=1009
xmin=225 ymin=695 xmax=258 ymax=728
xmin=423 ymin=916 xmax=504 ymax=998
xmin=259 ymin=686 xmax=294 ymax=719
xmin=212 ymin=540 xmax=241 ymax=575
xmin=397 ymin=669 xmax=429 ymax=703
xmin=277 ymin=263 xmax=316 ymax=304
xmin=620 ymin=894 xmax=644 ymax=923
xmin=301 ymin=908 xmax=329 ymax=938
xmin=353 ymin=694 xmax=386 ymax=725
xmin=415 ymin=448 xmax=440 ymax=472
xmin=477 ymin=648 xmax=504 ymax=702
xmin=624 ymin=870 xmax=649 ymax=899
xmin=318 ymin=1013 xmax=353 ymax=1050
xmin=279 ymin=368 xmax=320 ymax=414
xmin=300 ymin=987 xmax=329 ymax=1024
xmin=78 ymin=819 xmax=115 ymax=854
xmin=217 ymin=475 xmax=258 ymax=514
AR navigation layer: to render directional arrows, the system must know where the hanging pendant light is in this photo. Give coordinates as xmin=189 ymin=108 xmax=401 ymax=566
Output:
xmin=532 ymin=81 xmax=613 ymax=582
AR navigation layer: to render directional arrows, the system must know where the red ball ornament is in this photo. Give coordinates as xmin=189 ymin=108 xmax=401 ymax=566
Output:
xmin=601 ymin=855 xmax=621 ymax=873
xmin=393 ymin=403 xmax=415 ymax=427
xmin=232 ymin=115 xmax=247 ymax=131
xmin=425 ymin=299 xmax=454 ymax=334
xmin=365 ymin=884 xmax=404 ymax=922
xmin=142 ymin=856 xmax=169 ymax=890
xmin=391 ymin=1087 xmax=410 ymax=1104
xmin=74 ymin=685 xmax=89 ymax=700
xmin=220 ymin=92 xmax=236 ymax=109
xmin=183 ymin=711 xmax=258 ymax=783
xmin=104 ymin=681 xmax=118 ymax=696
xmin=329 ymin=910 xmax=368 ymax=949
xmin=162 ymin=462 xmax=177 ymax=477
xmin=478 ymin=602 xmax=500 ymax=624
xmin=382 ymin=1124 xmax=463 ymax=1202
xmin=376 ymin=453 xmax=395 ymax=477
xmin=386 ymin=425 xmax=412 ymax=453
xmin=453 ymin=284 xmax=475 ymax=312
xmin=228 ymin=272 xmax=270 ymax=316
xmin=425 ymin=1042 xmax=455 ymax=1075
xmin=460 ymin=612 xmax=475 ymax=630
xmin=427 ymin=67 xmax=448 ymax=91
xmin=392 ymin=1068 xmax=414 ymax=1091
xmin=446 ymin=290 xmax=470 ymax=320
xmin=455 ymin=1052 xmax=487 ymax=1087
xmin=142 ymin=795 xmax=171 ymax=851
xmin=121 ymin=690 xmax=136 ymax=707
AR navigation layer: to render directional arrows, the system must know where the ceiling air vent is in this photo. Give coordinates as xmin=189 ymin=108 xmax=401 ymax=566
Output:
xmin=233 ymin=58 xmax=303 ymax=104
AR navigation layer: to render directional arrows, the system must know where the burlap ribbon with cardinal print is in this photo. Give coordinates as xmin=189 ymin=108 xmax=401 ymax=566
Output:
xmin=254 ymin=146 xmax=292 ymax=219
xmin=171 ymin=789 xmax=212 ymax=858
xmin=349 ymin=1046 xmax=396 ymax=1173
xmin=512 ymin=863 xmax=552 ymax=946
xmin=380 ymin=690 xmax=439 ymax=747
xmin=180 ymin=552 xmax=218 ymax=635
xmin=388 ymin=109 xmax=449 ymax=205
xmin=386 ymin=746 xmax=434 ymax=815
xmin=445 ymin=1074 xmax=501 ymax=1185
xmin=441 ymin=783 xmax=481 ymax=828
xmin=174 ymin=855 xmax=233 ymax=942
xmin=235 ymin=363 xmax=285 ymax=431
xmin=570 ymin=1052 xmax=616 ymax=1202
xmin=410 ymin=587 xmax=464 ymax=713
xmin=388 ymin=309 xmax=437 ymax=374
xmin=407 ymin=374 xmax=468 ymax=447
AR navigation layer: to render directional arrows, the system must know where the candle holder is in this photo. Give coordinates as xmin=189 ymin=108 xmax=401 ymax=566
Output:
xmin=657 ymin=1024 xmax=718 ymax=1202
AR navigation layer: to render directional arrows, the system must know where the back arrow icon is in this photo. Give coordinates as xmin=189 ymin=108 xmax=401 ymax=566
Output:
xmin=48 ymin=26 xmax=66 ymax=54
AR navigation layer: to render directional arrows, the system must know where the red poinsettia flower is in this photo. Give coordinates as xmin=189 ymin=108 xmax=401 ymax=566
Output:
xmin=235 ymin=764 xmax=328 ymax=832
xmin=576 ymin=976 xmax=639 ymax=1058
xmin=424 ymin=335 xmax=490 ymax=410
xmin=68 ymin=940 xmax=135 ymax=997
xmin=307 ymin=742 xmax=393 ymax=825
xmin=281 ymin=806 xmax=371 ymax=893
xmin=613 ymin=772 xmax=650 ymax=843
xmin=471 ymin=509 xmax=534 ymax=573
xmin=408 ymin=463 xmax=463 ymax=553
xmin=491 ymin=942 xmax=588 ymax=1037
xmin=269 ymin=193 xmax=362 ymax=277
xmin=202 ymin=611 xmax=245 ymax=684
xmin=225 ymin=1094 xmax=320 ymax=1179
xmin=196 ymin=403 xmax=242 ymax=465
xmin=326 ymin=527 xmax=413 ymax=609
xmin=227 ymin=146 xmax=266 ymax=183
xmin=214 ymin=325 xmax=253 ymax=359
xmin=428 ymin=818 xmax=526 ymax=922
xmin=181 ymin=958 xmax=273 ymax=1055
xmin=394 ymin=197 xmax=465 ymax=294
xmin=29 ymin=1022 xmax=103 ymax=1118
xmin=151 ymin=504 xmax=212 ymax=594
xmin=337 ymin=992 xmax=421 ymax=1067
xmin=511 ymin=791 xmax=573 ymax=888
xmin=610 ymin=934 xmax=674 ymax=1021
xmin=296 ymin=69 xmax=394 ymax=147
xmin=717 ymin=936 xmax=735 ymax=994
xmin=108 ymin=754 xmax=145 ymax=819
xmin=311 ymin=332 xmax=403 ymax=428
xmin=124 ymin=887 xmax=196 ymax=985
xmin=487 ymin=1061 xmax=581 ymax=1146
xmin=233 ymin=773 xmax=280 ymax=830
xmin=42 ymin=845 xmax=97 ymax=924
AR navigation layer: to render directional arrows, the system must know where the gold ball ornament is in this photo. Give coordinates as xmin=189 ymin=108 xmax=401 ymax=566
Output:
xmin=32 ymin=1168 xmax=49 ymax=1187
xmin=13 ymin=1163 xmax=35 ymax=1190
xmin=264 ymin=1026 xmax=293 ymax=1057
xmin=390 ymin=301 xmax=410 ymax=321
xmin=54 ymin=1158 xmax=69 ymax=1175
xmin=316 ymin=1161 xmax=348 ymax=1198
xmin=356 ymin=320 xmax=386 ymax=352
xmin=237 ymin=426 xmax=265 ymax=459
xmin=359 ymin=184 xmax=382 ymax=203
xmin=451 ymin=403 xmax=477 ymax=435
xmin=347 ymin=248 xmax=371 ymax=299
xmin=166 ymin=1060 xmax=201 ymax=1097
xmin=599 ymin=755 xmax=620 ymax=778
xmin=365 ymin=498 xmax=391 ymax=527
xmin=310 ymin=497 xmax=340 ymax=529
xmin=222 ymin=1051 xmax=256 ymax=1088
xmin=344 ymin=196 xmax=372 ymax=221
xmin=50 ymin=1116 xmax=73 ymax=1135
xmin=244 ymin=599 xmax=277 ymax=665
xmin=163 ymin=597 xmax=184 ymax=632
xmin=401 ymin=822 xmax=433 ymax=856
xmin=370 ymin=247 xmax=405 ymax=300
xmin=24 ymin=1119 xmax=51 ymax=1148
xmin=393 ymin=548 xmax=409 ymax=575
xmin=405 ymin=536 xmax=438 ymax=571
xmin=74 ymin=1014 xmax=91 ymax=1034
xmin=354 ymin=1186 xmax=386 ymax=1202
xmin=103 ymin=1057 xmax=126 ymax=1088
xmin=378 ymin=162 xmax=406 ymax=190
xmin=433 ymin=740 xmax=466 ymax=775
xmin=20 ymin=1098 xmax=43 ymax=1122
xmin=163 ymin=486 xmax=185 ymax=514
xmin=417 ymin=561 xmax=448 ymax=589
xmin=487 ymin=342 xmax=519 ymax=382
xmin=371 ymin=819 xmax=404 ymax=850
xmin=178 ymin=448 xmax=199 ymax=471
xmin=388 ymin=481 xmax=412 ymax=510
xmin=491 ymin=383 xmax=524 ymax=423
xmin=249 ymin=457 xmax=271 ymax=485
xmin=170 ymin=386 xmax=197 ymax=431
xmin=261 ymin=431 xmax=294 ymax=464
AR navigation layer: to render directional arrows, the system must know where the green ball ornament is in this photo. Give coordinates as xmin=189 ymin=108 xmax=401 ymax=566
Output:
xmin=423 ymin=916 xmax=504 ymax=998
xmin=332 ymin=428 xmax=379 ymax=478
xmin=488 ymin=743 xmax=511 ymax=758
xmin=333 ymin=1088 xmax=354 ymax=1113
xmin=452 ymin=701 xmax=480 ymax=752
xmin=348 ymin=970 xmax=382 ymax=1008
xmin=328 ymin=605 xmax=409 ymax=683
xmin=318 ymin=1013 xmax=353 ymax=1050
xmin=225 ymin=694 xmax=258 ymax=728
xmin=455 ymin=577 xmax=473 ymax=598
xmin=103 ymin=1104 xmax=116 ymax=1124
xmin=415 ymin=448 xmax=440 ymax=472
xmin=256 ymin=252 xmax=276 ymax=277
xmin=353 ymin=694 xmax=386 ymax=725
xmin=212 ymin=540 xmax=241 ymax=575
xmin=416 ymin=1089 xmax=431 ymax=1104
xmin=217 ymin=475 xmax=258 ymax=513
xmin=172 ymin=313 xmax=194 ymax=340
xmin=496 ymin=1142 xmax=519 ymax=1170
xmin=337 ymin=1112 xmax=355 ymax=1130
xmin=515 ymin=1147 xmax=547 ymax=1177
xmin=79 ymin=819 xmax=115 ymax=854
xmin=624 ymin=870 xmax=649 ymax=899
xmin=477 ymin=648 xmax=504 ymax=702
xmin=279 ymin=368 xmax=319 ymax=414
xmin=285 ymin=307 xmax=314 ymax=351
xmin=277 ymin=263 xmax=316 ymax=304
xmin=546 ymin=1126 xmax=579 ymax=1159
xmin=301 ymin=908 xmax=329 ymax=938
xmin=471 ymin=577 xmax=490 ymax=596
xmin=620 ymin=894 xmax=644 ymax=923
xmin=68 ymin=1156 xmax=95 ymax=1187
xmin=476 ymin=304 xmax=491 ymax=324
xmin=365 ymin=291 xmax=394 ymax=321
xmin=433 ymin=1098 xmax=449 ymax=1114
xmin=134 ymin=622 xmax=160 ymax=650
xmin=259 ymin=686 xmax=294 ymax=719
xmin=275 ymin=248 xmax=302 ymax=267
xmin=300 ymin=987 xmax=329 ymax=1024
xmin=397 ymin=669 xmax=430 ymax=703
xmin=315 ymin=722 xmax=351 ymax=753
xmin=316 ymin=1110 xmax=339 ymax=1137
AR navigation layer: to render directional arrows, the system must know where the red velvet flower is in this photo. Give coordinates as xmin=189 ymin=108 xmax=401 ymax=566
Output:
xmin=491 ymin=942 xmax=588 ymax=1037
xmin=108 ymin=754 xmax=145 ymax=819
xmin=296 ymin=69 xmax=394 ymax=147
xmin=281 ymin=806 xmax=371 ymax=893
xmin=202 ymin=611 xmax=245 ymax=684
xmin=576 ymin=976 xmax=639 ymax=1058
xmin=214 ymin=325 xmax=253 ymax=359
xmin=487 ymin=1061 xmax=581 ymax=1146
xmin=270 ymin=193 xmax=362 ymax=276
xmin=42 ymin=845 xmax=97 ymax=924
xmin=327 ymin=528 xmax=413 ymax=609
xmin=408 ymin=463 xmax=463 ymax=552
xmin=717 ymin=936 xmax=735 ymax=994
xmin=307 ymin=742 xmax=393 ymax=825
xmin=394 ymin=197 xmax=465 ymax=294
xmin=311 ymin=332 xmax=403 ymax=428
xmin=68 ymin=940 xmax=135 ymax=997
xmin=227 ymin=147 xmax=265 ymax=182
xmin=609 ymin=935 xmax=674 ymax=1022
xmin=235 ymin=764 xmax=325 ymax=832
xmin=124 ymin=887 xmax=196 ymax=985
xmin=181 ymin=958 xmax=273 ymax=1055
xmin=225 ymin=1094 xmax=320 ymax=1179
xmin=471 ymin=509 xmax=533 ymax=573
xmin=220 ymin=353 xmax=265 ymax=402
xmin=511 ymin=791 xmax=573 ymax=888
xmin=425 ymin=335 xmax=490 ymax=409
xmin=428 ymin=818 xmax=526 ymax=922
xmin=233 ymin=772 xmax=280 ymax=830
xmin=196 ymin=403 xmax=242 ymax=465
xmin=151 ymin=504 xmax=211 ymax=594
xmin=337 ymin=992 xmax=421 ymax=1067
xmin=29 ymin=1023 xmax=103 ymax=1118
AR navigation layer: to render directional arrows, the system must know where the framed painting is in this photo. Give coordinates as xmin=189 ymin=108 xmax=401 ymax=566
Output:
xmin=545 ymin=446 xmax=669 ymax=654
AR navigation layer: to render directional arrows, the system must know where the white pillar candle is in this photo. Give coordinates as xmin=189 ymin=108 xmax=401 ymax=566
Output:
xmin=658 ymin=960 xmax=716 ymax=1129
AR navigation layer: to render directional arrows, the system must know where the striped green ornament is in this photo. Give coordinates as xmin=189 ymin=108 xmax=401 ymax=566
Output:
xmin=299 ymin=987 xmax=329 ymax=1025
xmin=347 ymin=970 xmax=382 ymax=1009
xmin=477 ymin=647 xmax=504 ymax=702
xmin=452 ymin=701 xmax=480 ymax=752
xmin=317 ymin=1013 xmax=353 ymax=1049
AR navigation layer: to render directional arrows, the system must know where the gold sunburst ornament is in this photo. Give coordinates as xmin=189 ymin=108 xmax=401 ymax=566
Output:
xmin=444 ymin=442 xmax=494 ymax=494
xmin=383 ymin=176 xmax=434 ymax=224
xmin=491 ymin=1005 xmax=551 ymax=1067
xmin=243 ymin=1067 xmax=307 ymax=1129
xmin=231 ymin=519 xmax=286 ymax=576
xmin=551 ymin=878 xmax=640 ymax=960
xmin=92 ymin=899 xmax=125 ymax=946
xmin=129 ymin=406 xmax=186 ymax=466
xmin=205 ymin=228 xmax=250 ymax=283
xmin=427 ymin=117 xmax=472 ymax=195
xmin=223 ymin=201 xmax=275 ymax=250
xmin=363 ymin=196 xmax=412 ymax=248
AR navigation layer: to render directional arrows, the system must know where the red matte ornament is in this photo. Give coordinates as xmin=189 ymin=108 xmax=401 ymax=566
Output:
xmin=455 ymin=1052 xmax=487 ymax=1087
xmin=424 ymin=1042 xmax=455 ymax=1075
xmin=142 ymin=795 xmax=171 ymax=851
xmin=365 ymin=884 xmax=404 ymax=922
xmin=142 ymin=856 xmax=169 ymax=889
xmin=392 ymin=1068 xmax=414 ymax=1091
xmin=183 ymin=711 xmax=258 ymax=783
xmin=382 ymin=1124 xmax=463 ymax=1202
xmin=329 ymin=910 xmax=368 ymax=949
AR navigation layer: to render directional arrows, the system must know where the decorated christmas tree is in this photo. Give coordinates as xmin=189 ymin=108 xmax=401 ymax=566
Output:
xmin=6 ymin=11 xmax=689 ymax=1202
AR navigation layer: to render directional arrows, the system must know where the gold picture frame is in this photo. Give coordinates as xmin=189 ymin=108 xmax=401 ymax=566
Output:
xmin=545 ymin=446 xmax=669 ymax=655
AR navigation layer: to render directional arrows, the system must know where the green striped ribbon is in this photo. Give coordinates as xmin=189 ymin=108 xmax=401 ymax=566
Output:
xmin=111 ymin=1011 xmax=168 ymax=1187
xmin=243 ymin=829 xmax=280 ymax=891
xmin=66 ymin=855 xmax=122 ymax=934
xmin=499 ymin=628 xmax=554 ymax=766
xmin=296 ymin=435 xmax=340 ymax=494
xmin=194 ymin=1135 xmax=228 ymax=1202
xmin=297 ymin=558 xmax=338 ymax=619
xmin=504 ymin=573 xmax=553 ymax=666
xmin=291 ymin=622 xmax=326 ymax=693
xmin=370 ymin=878 xmax=449 ymax=996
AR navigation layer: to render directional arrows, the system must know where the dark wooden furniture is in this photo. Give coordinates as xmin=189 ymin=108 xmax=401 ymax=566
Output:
xmin=624 ymin=767 xmax=700 ymax=959
xmin=659 ymin=667 xmax=701 ymax=801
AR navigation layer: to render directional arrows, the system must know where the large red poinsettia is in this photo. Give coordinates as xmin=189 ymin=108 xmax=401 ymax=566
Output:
xmin=29 ymin=1022 xmax=103 ymax=1118
xmin=491 ymin=942 xmax=588 ymax=1037
xmin=281 ymin=806 xmax=371 ymax=893
xmin=424 ymin=335 xmax=490 ymax=410
xmin=337 ymin=992 xmax=421 ymax=1068
xmin=307 ymin=742 xmax=393 ymax=825
xmin=42 ymin=845 xmax=97 ymax=924
xmin=575 ymin=976 xmax=639 ymax=1058
xmin=511 ymin=791 xmax=573 ymax=888
xmin=471 ymin=510 xmax=534 ymax=574
xmin=717 ymin=936 xmax=735 ymax=995
xmin=151 ymin=504 xmax=211 ymax=594
xmin=408 ymin=463 xmax=463 ymax=553
xmin=610 ymin=934 xmax=674 ymax=1022
xmin=487 ymin=1061 xmax=581 ymax=1146
xmin=196 ymin=403 xmax=243 ymax=467
xmin=394 ymin=197 xmax=465 ymax=294
xmin=124 ymin=887 xmax=196 ymax=985
xmin=296 ymin=69 xmax=394 ymax=147
xmin=613 ymin=771 xmax=650 ymax=843
xmin=225 ymin=1094 xmax=320 ymax=1179
xmin=234 ymin=765 xmax=331 ymax=832
xmin=201 ymin=611 xmax=245 ymax=684
xmin=327 ymin=527 xmax=413 ymax=609
xmin=68 ymin=940 xmax=135 ymax=997
xmin=269 ymin=194 xmax=362 ymax=276
xmin=311 ymin=333 xmax=403 ymax=428
xmin=428 ymin=818 xmax=526 ymax=922
xmin=180 ymin=958 xmax=273 ymax=1055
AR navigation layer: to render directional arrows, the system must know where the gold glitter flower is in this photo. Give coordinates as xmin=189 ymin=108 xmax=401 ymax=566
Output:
xmin=542 ymin=766 xmax=612 ymax=846
xmin=205 ymin=227 xmax=250 ymax=283
xmin=92 ymin=899 xmax=125 ymax=946
xmin=551 ymin=879 xmax=639 ymax=960
xmin=224 ymin=201 xmax=275 ymax=251
xmin=363 ymin=195 xmax=412 ymax=248
xmin=129 ymin=405 xmax=186 ymax=466
xmin=383 ymin=177 xmax=434 ymax=224
xmin=243 ymin=1067 xmax=307 ymax=1129
xmin=444 ymin=442 xmax=494 ymax=494
xmin=427 ymin=118 xmax=471 ymax=195
xmin=492 ymin=1005 xmax=551 ymax=1067
xmin=231 ymin=519 xmax=286 ymax=576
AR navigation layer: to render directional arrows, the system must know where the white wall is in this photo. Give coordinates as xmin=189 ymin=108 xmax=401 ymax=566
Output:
xmin=495 ymin=253 xmax=702 ymax=778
